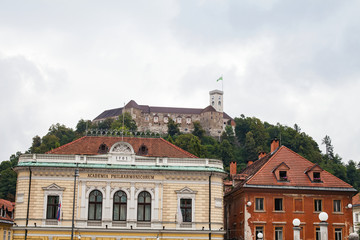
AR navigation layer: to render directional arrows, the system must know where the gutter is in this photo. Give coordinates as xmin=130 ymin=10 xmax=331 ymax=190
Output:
xmin=25 ymin=167 xmax=32 ymax=240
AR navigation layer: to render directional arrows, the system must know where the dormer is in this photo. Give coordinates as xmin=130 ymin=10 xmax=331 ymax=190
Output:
xmin=305 ymin=164 xmax=323 ymax=183
xmin=272 ymin=162 xmax=290 ymax=182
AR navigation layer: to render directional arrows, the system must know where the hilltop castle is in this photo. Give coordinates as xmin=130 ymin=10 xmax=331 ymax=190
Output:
xmin=93 ymin=90 xmax=235 ymax=137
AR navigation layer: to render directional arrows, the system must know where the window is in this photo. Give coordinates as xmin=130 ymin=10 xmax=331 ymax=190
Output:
xmin=255 ymin=226 xmax=264 ymax=240
xmin=88 ymin=190 xmax=102 ymax=220
xmin=313 ymin=172 xmax=321 ymax=182
xmin=255 ymin=198 xmax=264 ymax=211
xmin=275 ymin=227 xmax=283 ymax=240
xmin=186 ymin=117 xmax=191 ymax=124
xmin=3 ymin=231 xmax=6 ymax=240
xmin=137 ymin=191 xmax=151 ymax=221
xmin=0 ymin=207 xmax=3 ymax=217
xmin=314 ymin=199 xmax=322 ymax=212
xmin=274 ymin=198 xmax=283 ymax=211
xmin=46 ymin=196 xmax=59 ymax=219
xmin=177 ymin=117 xmax=182 ymax=124
xmin=335 ymin=228 xmax=342 ymax=240
xmin=218 ymin=101 xmax=221 ymax=106
xmin=145 ymin=116 xmax=149 ymax=122
xmin=333 ymin=200 xmax=341 ymax=212
xmin=180 ymin=199 xmax=192 ymax=222
xmin=356 ymin=213 xmax=359 ymax=222
xmin=7 ymin=231 xmax=10 ymax=240
xmin=316 ymin=227 xmax=320 ymax=240
xmin=113 ymin=191 xmax=127 ymax=221
xmin=164 ymin=117 xmax=168 ymax=123
xmin=154 ymin=116 xmax=159 ymax=123
xmin=279 ymin=171 xmax=287 ymax=181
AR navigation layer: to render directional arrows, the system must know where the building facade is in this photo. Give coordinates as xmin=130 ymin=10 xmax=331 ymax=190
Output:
xmin=93 ymin=90 xmax=235 ymax=137
xmin=13 ymin=136 xmax=226 ymax=240
xmin=224 ymin=140 xmax=356 ymax=240
xmin=0 ymin=199 xmax=14 ymax=240
xmin=352 ymin=193 xmax=360 ymax=234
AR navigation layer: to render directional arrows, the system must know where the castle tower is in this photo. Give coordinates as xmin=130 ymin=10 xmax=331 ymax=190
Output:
xmin=209 ymin=89 xmax=223 ymax=112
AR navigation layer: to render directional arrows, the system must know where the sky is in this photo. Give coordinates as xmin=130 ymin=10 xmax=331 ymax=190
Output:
xmin=0 ymin=0 xmax=359 ymax=163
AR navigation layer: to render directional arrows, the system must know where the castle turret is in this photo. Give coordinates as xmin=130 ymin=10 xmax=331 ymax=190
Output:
xmin=209 ymin=90 xmax=223 ymax=112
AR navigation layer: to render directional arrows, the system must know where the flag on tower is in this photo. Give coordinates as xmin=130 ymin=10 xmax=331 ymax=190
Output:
xmin=216 ymin=76 xmax=223 ymax=82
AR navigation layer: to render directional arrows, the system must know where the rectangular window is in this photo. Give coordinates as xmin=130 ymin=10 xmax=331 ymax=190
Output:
xmin=314 ymin=199 xmax=322 ymax=212
xmin=333 ymin=200 xmax=341 ymax=212
xmin=255 ymin=226 xmax=263 ymax=240
xmin=275 ymin=227 xmax=283 ymax=240
xmin=335 ymin=228 xmax=342 ymax=240
xmin=316 ymin=227 xmax=320 ymax=240
xmin=313 ymin=172 xmax=321 ymax=182
xmin=7 ymin=231 xmax=10 ymax=240
xmin=3 ymin=231 xmax=6 ymax=240
xmin=294 ymin=198 xmax=303 ymax=212
xmin=279 ymin=171 xmax=287 ymax=181
xmin=47 ymin=195 xmax=59 ymax=219
xmin=180 ymin=199 xmax=192 ymax=222
xmin=274 ymin=198 xmax=283 ymax=211
xmin=255 ymin=198 xmax=264 ymax=211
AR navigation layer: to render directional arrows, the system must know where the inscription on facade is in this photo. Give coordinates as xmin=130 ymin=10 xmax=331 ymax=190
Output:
xmin=87 ymin=173 xmax=154 ymax=179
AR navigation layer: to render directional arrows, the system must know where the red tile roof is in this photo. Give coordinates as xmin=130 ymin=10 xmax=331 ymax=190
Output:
xmin=353 ymin=193 xmax=360 ymax=206
xmin=245 ymin=146 xmax=353 ymax=189
xmin=46 ymin=136 xmax=198 ymax=158
xmin=0 ymin=199 xmax=14 ymax=222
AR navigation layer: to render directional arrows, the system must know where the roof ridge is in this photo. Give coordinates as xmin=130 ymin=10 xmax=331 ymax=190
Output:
xmin=159 ymin=138 xmax=198 ymax=158
xmin=46 ymin=136 xmax=87 ymax=154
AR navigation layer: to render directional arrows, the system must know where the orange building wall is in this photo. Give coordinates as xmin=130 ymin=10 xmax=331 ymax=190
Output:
xmin=225 ymin=188 xmax=354 ymax=240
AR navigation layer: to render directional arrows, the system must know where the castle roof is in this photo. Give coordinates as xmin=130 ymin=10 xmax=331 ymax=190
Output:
xmin=46 ymin=136 xmax=198 ymax=158
xmin=93 ymin=100 xmax=232 ymax=121
xmin=226 ymin=146 xmax=356 ymax=195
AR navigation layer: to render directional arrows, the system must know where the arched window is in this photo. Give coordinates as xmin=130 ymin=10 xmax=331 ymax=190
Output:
xmin=88 ymin=190 xmax=102 ymax=220
xmin=113 ymin=191 xmax=127 ymax=221
xmin=137 ymin=191 xmax=151 ymax=221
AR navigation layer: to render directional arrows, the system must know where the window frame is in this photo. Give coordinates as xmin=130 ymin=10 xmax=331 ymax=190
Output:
xmin=88 ymin=190 xmax=103 ymax=221
xmin=274 ymin=198 xmax=283 ymax=212
xmin=255 ymin=226 xmax=264 ymax=240
xmin=255 ymin=197 xmax=265 ymax=211
xmin=137 ymin=191 xmax=151 ymax=222
xmin=275 ymin=226 xmax=283 ymax=240
xmin=46 ymin=195 xmax=59 ymax=219
xmin=279 ymin=171 xmax=287 ymax=181
xmin=180 ymin=198 xmax=192 ymax=222
xmin=113 ymin=190 xmax=127 ymax=221
xmin=335 ymin=228 xmax=342 ymax=240
xmin=333 ymin=199 xmax=342 ymax=213
xmin=314 ymin=199 xmax=322 ymax=212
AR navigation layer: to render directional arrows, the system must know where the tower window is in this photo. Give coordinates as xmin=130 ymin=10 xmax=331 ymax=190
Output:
xmin=218 ymin=101 xmax=221 ymax=106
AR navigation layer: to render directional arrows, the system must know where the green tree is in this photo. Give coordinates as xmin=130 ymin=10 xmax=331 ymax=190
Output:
xmin=244 ymin=131 xmax=257 ymax=161
xmin=167 ymin=118 xmax=180 ymax=137
xmin=192 ymin=121 xmax=205 ymax=140
xmin=110 ymin=113 xmax=137 ymax=131
xmin=76 ymin=119 xmax=92 ymax=134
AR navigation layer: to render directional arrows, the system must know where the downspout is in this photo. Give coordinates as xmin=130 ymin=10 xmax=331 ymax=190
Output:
xmin=24 ymin=167 xmax=32 ymax=240
xmin=209 ymin=172 xmax=212 ymax=240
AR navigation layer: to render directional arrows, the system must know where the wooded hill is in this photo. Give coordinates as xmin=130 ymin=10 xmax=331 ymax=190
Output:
xmin=1 ymin=113 xmax=359 ymax=201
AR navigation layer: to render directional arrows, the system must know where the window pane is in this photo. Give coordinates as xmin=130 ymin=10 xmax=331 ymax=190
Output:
xmin=256 ymin=198 xmax=264 ymax=210
xmin=113 ymin=205 xmax=119 ymax=221
xmin=275 ymin=198 xmax=283 ymax=211
xmin=120 ymin=205 xmax=127 ymax=221
xmin=145 ymin=205 xmax=151 ymax=221
xmin=138 ymin=205 xmax=144 ymax=221
xmin=255 ymin=226 xmax=263 ymax=240
xmin=89 ymin=204 xmax=95 ymax=220
xmin=95 ymin=204 xmax=102 ymax=220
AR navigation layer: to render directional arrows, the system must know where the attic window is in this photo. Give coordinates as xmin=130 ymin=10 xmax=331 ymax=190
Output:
xmin=313 ymin=172 xmax=321 ymax=182
xmin=138 ymin=144 xmax=148 ymax=156
xmin=98 ymin=143 xmax=109 ymax=154
xmin=279 ymin=171 xmax=287 ymax=181
xmin=164 ymin=117 xmax=168 ymax=123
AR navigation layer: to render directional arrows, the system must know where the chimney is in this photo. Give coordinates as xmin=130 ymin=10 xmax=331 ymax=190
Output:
xmin=271 ymin=139 xmax=280 ymax=153
xmin=247 ymin=160 xmax=253 ymax=166
xmin=258 ymin=151 xmax=267 ymax=159
xmin=230 ymin=162 xmax=237 ymax=175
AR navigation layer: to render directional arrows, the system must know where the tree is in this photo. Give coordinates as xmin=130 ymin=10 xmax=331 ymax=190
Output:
xmin=167 ymin=118 xmax=180 ymax=137
xmin=322 ymin=135 xmax=334 ymax=157
xmin=110 ymin=113 xmax=137 ymax=131
xmin=244 ymin=131 xmax=257 ymax=161
xmin=192 ymin=121 xmax=205 ymax=140
xmin=76 ymin=119 xmax=92 ymax=134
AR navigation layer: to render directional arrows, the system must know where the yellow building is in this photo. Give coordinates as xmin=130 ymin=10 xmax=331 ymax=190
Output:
xmin=0 ymin=199 xmax=14 ymax=240
xmin=13 ymin=136 xmax=226 ymax=240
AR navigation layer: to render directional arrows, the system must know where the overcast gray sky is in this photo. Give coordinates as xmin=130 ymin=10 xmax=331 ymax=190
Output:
xmin=0 ymin=0 xmax=359 ymax=163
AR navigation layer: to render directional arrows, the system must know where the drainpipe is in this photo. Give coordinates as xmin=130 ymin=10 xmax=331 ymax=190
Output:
xmin=24 ymin=167 xmax=32 ymax=240
xmin=71 ymin=167 xmax=79 ymax=240
xmin=209 ymin=172 xmax=212 ymax=240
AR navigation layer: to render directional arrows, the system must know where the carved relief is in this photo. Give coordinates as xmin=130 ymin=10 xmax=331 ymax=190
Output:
xmin=112 ymin=143 xmax=131 ymax=153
